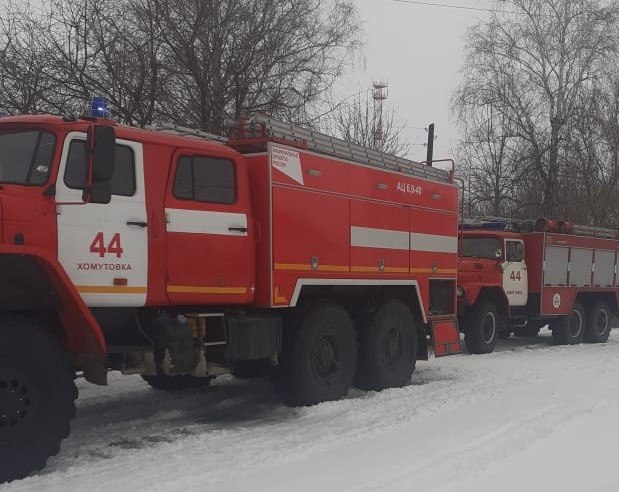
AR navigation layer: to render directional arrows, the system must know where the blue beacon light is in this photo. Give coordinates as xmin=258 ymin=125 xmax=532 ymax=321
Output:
xmin=90 ymin=96 xmax=108 ymax=118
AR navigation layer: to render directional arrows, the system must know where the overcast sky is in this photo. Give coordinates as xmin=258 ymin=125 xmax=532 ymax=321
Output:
xmin=335 ymin=0 xmax=493 ymax=161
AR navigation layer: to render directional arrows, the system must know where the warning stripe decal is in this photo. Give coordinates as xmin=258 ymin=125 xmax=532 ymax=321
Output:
xmin=350 ymin=226 xmax=457 ymax=253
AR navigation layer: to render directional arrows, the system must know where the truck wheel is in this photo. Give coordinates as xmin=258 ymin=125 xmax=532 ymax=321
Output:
xmin=354 ymin=300 xmax=417 ymax=391
xmin=0 ymin=316 xmax=77 ymax=483
xmin=584 ymin=301 xmax=611 ymax=343
xmin=551 ymin=302 xmax=586 ymax=345
xmin=141 ymin=373 xmax=211 ymax=390
xmin=231 ymin=358 xmax=271 ymax=379
xmin=272 ymin=301 xmax=357 ymax=406
xmin=464 ymin=301 xmax=499 ymax=354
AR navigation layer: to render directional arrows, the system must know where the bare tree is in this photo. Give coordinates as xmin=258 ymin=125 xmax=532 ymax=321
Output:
xmin=149 ymin=0 xmax=362 ymax=132
xmin=566 ymin=64 xmax=619 ymax=225
xmin=322 ymin=91 xmax=410 ymax=156
xmin=454 ymin=0 xmax=619 ymax=217
xmin=455 ymin=106 xmax=527 ymax=216
xmin=0 ymin=0 xmax=360 ymax=131
xmin=0 ymin=2 xmax=58 ymax=114
xmin=28 ymin=0 xmax=164 ymax=126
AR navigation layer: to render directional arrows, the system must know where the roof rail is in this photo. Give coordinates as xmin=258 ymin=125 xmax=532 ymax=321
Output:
xmin=225 ymin=114 xmax=452 ymax=183
xmin=461 ymin=216 xmax=619 ymax=239
xmin=146 ymin=122 xmax=228 ymax=143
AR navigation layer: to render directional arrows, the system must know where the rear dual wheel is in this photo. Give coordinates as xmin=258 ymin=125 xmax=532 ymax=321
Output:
xmin=272 ymin=301 xmax=357 ymax=407
xmin=551 ymin=302 xmax=586 ymax=345
xmin=584 ymin=301 xmax=611 ymax=344
xmin=272 ymin=299 xmax=419 ymax=407
xmin=355 ymin=300 xmax=418 ymax=391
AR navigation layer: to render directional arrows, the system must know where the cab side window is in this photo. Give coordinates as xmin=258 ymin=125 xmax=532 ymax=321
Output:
xmin=173 ymin=155 xmax=236 ymax=204
xmin=506 ymin=240 xmax=524 ymax=262
xmin=64 ymin=140 xmax=136 ymax=197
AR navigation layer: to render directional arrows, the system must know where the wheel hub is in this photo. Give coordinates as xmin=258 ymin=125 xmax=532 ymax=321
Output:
xmin=483 ymin=312 xmax=496 ymax=343
xmin=596 ymin=310 xmax=609 ymax=335
xmin=312 ymin=336 xmax=340 ymax=383
xmin=0 ymin=368 xmax=33 ymax=431
xmin=382 ymin=328 xmax=402 ymax=366
xmin=568 ymin=310 xmax=582 ymax=338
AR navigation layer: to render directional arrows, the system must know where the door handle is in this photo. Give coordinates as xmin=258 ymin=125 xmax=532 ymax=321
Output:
xmin=228 ymin=226 xmax=248 ymax=233
xmin=126 ymin=221 xmax=148 ymax=228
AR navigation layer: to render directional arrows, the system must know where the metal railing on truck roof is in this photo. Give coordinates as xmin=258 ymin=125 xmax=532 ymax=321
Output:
xmin=225 ymin=114 xmax=452 ymax=183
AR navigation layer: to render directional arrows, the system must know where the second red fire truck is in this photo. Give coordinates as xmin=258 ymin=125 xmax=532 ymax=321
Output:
xmin=457 ymin=218 xmax=619 ymax=353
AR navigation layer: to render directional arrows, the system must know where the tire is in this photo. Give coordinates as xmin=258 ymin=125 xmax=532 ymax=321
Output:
xmin=354 ymin=300 xmax=417 ymax=391
xmin=0 ymin=315 xmax=77 ymax=483
xmin=141 ymin=373 xmax=211 ymax=390
xmin=463 ymin=301 xmax=500 ymax=354
xmin=271 ymin=301 xmax=357 ymax=406
xmin=551 ymin=302 xmax=586 ymax=345
xmin=231 ymin=358 xmax=271 ymax=379
xmin=584 ymin=300 xmax=611 ymax=343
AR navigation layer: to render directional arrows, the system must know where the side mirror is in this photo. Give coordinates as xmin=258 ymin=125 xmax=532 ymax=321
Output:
xmin=495 ymin=249 xmax=502 ymax=259
xmin=88 ymin=181 xmax=112 ymax=204
xmin=91 ymin=125 xmax=115 ymax=182
xmin=85 ymin=125 xmax=115 ymax=204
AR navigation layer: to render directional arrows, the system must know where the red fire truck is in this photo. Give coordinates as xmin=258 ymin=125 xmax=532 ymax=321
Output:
xmin=457 ymin=218 xmax=619 ymax=353
xmin=0 ymin=113 xmax=462 ymax=481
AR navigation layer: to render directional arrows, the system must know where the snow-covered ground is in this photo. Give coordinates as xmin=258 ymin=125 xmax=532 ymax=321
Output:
xmin=5 ymin=327 xmax=619 ymax=492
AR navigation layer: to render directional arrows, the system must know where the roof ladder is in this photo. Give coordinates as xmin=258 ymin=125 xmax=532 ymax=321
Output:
xmin=226 ymin=114 xmax=452 ymax=183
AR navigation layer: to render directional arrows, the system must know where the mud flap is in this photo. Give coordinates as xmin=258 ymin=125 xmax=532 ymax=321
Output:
xmin=431 ymin=318 xmax=462 ymax=357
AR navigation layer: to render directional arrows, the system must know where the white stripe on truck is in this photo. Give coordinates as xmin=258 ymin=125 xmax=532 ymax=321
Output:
xmin=166 ymin=209 xmax=248 ymax=236
xmin=410 ymin=232 xmax=457 ymax=253
xmin=350 ymin=226 xmax=410 ymax=250
xmin=350 ymin=226 xmax=457 ymax=253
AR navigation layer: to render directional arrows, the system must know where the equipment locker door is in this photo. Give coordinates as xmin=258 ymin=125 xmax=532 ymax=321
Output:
xmin=163 ymin=149 xmax=254 ymax=305
xmin=56 ymin=132 xmax=148 ymax=307
xmin=503 ymin=239 xmax=528 ymax=306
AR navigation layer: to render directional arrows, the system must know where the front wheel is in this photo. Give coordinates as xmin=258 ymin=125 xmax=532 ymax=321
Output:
xmin=0 ymin=316 xmax=77 ymax=483
xmin=551 ymin=302 xmax=586 ymax=345
xmin=584 ymin=301 xmax=611 ymax=343
xmin=463 ymin=301 xmax=500 ymax=354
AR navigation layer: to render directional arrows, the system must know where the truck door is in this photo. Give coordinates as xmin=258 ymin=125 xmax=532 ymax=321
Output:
xmin=503 ymin=239 xmax=528 ymax=306
xmin=163 ymin=149 xmax=254 ymax=305
xmin=55 ymin=132 xmax=148 ymax=307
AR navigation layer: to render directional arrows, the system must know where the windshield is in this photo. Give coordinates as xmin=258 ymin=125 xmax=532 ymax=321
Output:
xmin=461 ymin=237 xmax=502 ymax=259
xmin=0 ymin=130 xmax=55 ymax=185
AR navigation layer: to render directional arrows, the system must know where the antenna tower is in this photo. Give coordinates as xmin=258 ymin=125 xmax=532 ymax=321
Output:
xmin=372 ymin=80 xmax=388 ymax=149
